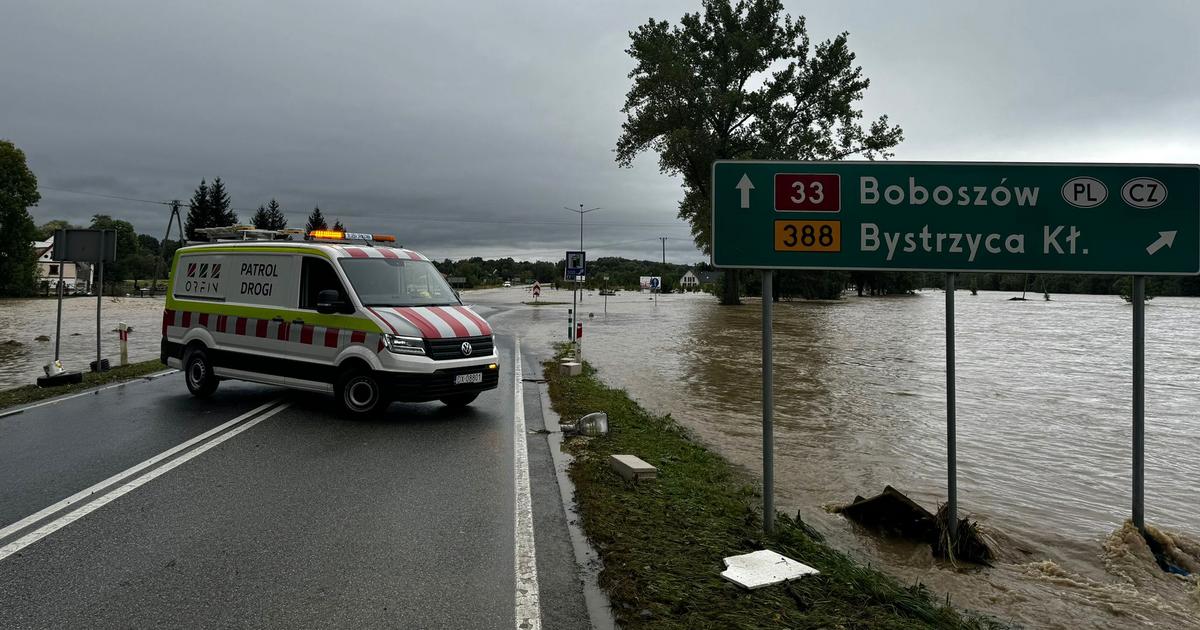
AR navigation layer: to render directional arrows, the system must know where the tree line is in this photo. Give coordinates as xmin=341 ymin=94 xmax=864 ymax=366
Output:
xmin=183 ymin=177 xmax=346 ymax=238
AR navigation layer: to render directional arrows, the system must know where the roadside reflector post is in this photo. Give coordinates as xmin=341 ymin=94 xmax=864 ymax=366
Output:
xmin=945 ymin=272 xmax=958 ymax=542
xmin=1132 ymin=275 xmax=1145 ymax=532
xmin=762 ymin=269 xmax=775 ymax=535
xmin=118 ymin=322 xmax=129 ymax=366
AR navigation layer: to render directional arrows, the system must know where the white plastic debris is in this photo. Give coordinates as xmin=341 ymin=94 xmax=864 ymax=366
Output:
xmin=720 ymin=549 xmax=819 ymax=589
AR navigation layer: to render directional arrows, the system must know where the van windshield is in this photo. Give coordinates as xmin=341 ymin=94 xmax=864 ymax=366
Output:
xmin=339 ymin=258 xmax=460 ymax=307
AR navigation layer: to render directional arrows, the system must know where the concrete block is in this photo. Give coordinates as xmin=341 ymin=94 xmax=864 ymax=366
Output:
xmin=559 ymin=361 xmax=582 ymax=376
xmin=609 ymin=454 xmax=656 ymax=482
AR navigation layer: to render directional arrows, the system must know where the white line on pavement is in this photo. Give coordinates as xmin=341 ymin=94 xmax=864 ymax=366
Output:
xmin=0 ymin=397 xmax=287 ymax=560
xmin=513 ymin=339 xmax=542 ymax=630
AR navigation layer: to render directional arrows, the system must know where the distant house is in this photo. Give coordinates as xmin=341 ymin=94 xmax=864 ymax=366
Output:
xmin=679 ymin=269 xmax=723 ymax=292
xmin=679 ymin=270 xmax=699 ymax=290
xmin=33 ymin=237 xmax=92 ymax=292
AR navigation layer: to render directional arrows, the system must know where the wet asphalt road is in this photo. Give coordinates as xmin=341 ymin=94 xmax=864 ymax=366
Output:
xmin=0 ymin=331 xmax=590 ymax=629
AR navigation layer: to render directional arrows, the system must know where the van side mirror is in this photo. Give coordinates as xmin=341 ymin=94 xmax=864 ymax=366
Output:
xmin=316 ymin=289 xmax=353 ymax=315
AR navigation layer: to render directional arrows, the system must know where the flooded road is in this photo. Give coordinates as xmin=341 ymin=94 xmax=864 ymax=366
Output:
xmin=0 ymin=297 xmax=166 ymax=388
xmin=474 ymin=286 xmax=1200 ymax=628
xmin=3 ymin=287 xmax=1197 ymax=626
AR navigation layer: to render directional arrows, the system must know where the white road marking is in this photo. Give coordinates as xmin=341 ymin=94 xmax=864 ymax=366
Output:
xmin=513 ymin=339 xmax=541 ymax=630
xmin=0 ymin=369 xmax=180 ymax=420
xmin=0 ymin=398 xmax=288 ymax=562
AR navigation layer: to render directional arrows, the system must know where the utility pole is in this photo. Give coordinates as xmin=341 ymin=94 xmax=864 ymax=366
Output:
xmin=155 ymin=200 xmax=184 ymax=292
xmin=659 ymin=237 xmax=667 ymax=265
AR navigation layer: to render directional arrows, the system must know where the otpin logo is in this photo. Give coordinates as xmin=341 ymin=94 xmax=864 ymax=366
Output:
xmin=187 ymin=263 xmax=197 ymax=277
xmin=199 ymin=264 xmax=209 ymax=278
xmin=211 ymin=264 xmax=221 ymax=279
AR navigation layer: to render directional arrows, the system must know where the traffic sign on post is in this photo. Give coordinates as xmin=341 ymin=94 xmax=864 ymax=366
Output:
xmin=712 ymin=161 xmax=1200 ymax=275
xmin=565 ymin=251 xmax=586 ymax=281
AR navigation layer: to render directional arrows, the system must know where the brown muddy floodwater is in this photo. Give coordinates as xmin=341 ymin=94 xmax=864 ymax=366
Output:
xmin=475 ymin=287 xmax=1200 ymax=629
xmin=0 ymin=296 xmax=166 ymax=388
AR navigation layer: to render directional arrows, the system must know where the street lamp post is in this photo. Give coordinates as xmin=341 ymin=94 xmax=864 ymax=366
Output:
xmin=564 ymin=204 xmax=600 ymax=303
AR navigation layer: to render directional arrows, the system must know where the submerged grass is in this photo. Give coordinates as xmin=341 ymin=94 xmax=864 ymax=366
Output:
xmin=0 ymin=359 xmax=168 ymax=411
xmin=545 ymin=354 xmax=1004 ymax=629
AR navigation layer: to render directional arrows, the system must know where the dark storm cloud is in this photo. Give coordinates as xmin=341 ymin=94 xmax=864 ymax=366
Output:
xmin=4 ymin=0 xmax=1198 ymax=263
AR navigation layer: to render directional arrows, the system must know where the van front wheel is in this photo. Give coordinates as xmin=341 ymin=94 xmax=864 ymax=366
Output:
xmin=183 ymin=347 xmax=219 ymax=397
xmin=336 ymin=368 xmax=388 ymax=415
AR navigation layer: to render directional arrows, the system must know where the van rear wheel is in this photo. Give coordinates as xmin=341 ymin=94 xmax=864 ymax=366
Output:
xmin=183 ymin=347 xmax=219 ymax=397
xmin=336 ymin=368 xmax=388 ymax=415
xmin=440 ymin=393 xmax=478 ymax=408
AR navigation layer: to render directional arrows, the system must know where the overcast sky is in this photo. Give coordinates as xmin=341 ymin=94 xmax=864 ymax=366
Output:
xmin=4 ymin=0 xmax=1198 ymax=263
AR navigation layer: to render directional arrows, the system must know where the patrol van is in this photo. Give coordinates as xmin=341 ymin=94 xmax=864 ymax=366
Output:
xmin=161 ymin=229 xmax=499 ymax=414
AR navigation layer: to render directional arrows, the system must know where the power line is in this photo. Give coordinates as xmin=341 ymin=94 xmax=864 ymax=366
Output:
xmin=39 ymin=185 xmax=688 ymax=228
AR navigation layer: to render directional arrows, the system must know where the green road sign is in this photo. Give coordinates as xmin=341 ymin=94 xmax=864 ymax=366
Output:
xmin=711 ymin=161 xmax=1200 ymax=274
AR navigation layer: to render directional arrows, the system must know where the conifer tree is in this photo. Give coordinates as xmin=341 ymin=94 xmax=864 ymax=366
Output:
xmin=184 ymin=179 xmax=211 ymax=240
xmin=264 ymin=198 xmax=287 ymax=230
xmin=305 ymin=206 xmax=328 ymax=233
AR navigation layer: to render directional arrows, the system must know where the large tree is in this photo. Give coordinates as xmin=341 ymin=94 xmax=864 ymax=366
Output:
xmin=0 ymin=140 xmax=41 ymax=296
xmin=616 ymin=0 xmax=902 ymax=303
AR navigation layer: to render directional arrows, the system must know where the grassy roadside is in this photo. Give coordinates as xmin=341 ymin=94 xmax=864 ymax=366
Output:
xmin=545 ymin=356 xmax=1002 ymax=629
xmin=0 ymin=359 xmax=168 ymax=411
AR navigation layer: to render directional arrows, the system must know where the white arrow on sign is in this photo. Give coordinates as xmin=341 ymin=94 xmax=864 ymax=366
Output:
xmin=736 ymin=174 xmax=754 ymax=209
xmin=1146 ymin=230 xmax=1177 ymax=255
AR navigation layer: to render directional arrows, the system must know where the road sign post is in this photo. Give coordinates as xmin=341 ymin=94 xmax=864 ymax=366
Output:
xmin=1133 ymin=275 xmax=1145 ymax=532
xmin=762 ymin=270 xmax=774 ymax=534
xmin=945 ymin=273 xmax=957 ymax=540
xmin=712 ymin=160 xmax=1199 ymax=539
xmin=566 ymin=252 xmax=586 ymax=360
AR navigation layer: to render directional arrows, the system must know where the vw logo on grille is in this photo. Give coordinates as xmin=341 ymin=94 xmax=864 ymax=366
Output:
xmin=461 ymin=342 xmax=473 ymax=356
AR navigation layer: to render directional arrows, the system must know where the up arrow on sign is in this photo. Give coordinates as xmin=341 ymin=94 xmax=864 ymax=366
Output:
xmin=737 ymin=174 xmax=754 ymax=209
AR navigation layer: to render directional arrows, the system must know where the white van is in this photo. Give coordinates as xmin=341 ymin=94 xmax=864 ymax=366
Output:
xmin=161 ymin=232 xmax=498 ymax=414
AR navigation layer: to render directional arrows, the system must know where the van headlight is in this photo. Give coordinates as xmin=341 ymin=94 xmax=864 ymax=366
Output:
xmin=383 ymin=333 xmax=425 ymax=355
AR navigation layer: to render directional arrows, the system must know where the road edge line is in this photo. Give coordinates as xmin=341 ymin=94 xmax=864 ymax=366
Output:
xmin=0 ymin=401 xmax=290 ymax=562
xmin=538 ymin=381 xmax=617 ymax=630
xmin=0 ymin=369 xmax=181 ymax=420
xmin=0 ymin=396 xmax=283 ymax=544
xmin=513 ymin=338 xmax=542 ymax=630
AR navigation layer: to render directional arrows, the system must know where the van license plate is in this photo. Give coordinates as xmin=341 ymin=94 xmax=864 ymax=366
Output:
xmin=454 ymin=372 xmax=483 ymax=385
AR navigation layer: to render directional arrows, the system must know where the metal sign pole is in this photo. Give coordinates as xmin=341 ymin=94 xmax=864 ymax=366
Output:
xmin=945 ymin=272 xmax=958 ymax=540
xmin=54 ymin=263 xmax=65 ymax=362
xmin=762 ymin=269 xmax=775 ymax=534
xmin=95 ymin=259 xmax=104 ymax=371
xmin=1132 ymin=275 xmax=1145 ymax=532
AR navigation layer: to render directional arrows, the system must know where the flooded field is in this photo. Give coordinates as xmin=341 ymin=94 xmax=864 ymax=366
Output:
xmin=0 ymin=296 xmax=166 ymax=388
xmin=476 ymin=286 xmax=1200 ymax=628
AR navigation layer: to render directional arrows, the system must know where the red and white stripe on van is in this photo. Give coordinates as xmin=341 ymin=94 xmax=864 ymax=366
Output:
xmin=369 ymin=306 xmax=492 ymax=339
xmin=163 ymin=309 xmax=387 ymax=352
xmin=329 ymin=245 xmax=430 ymax=262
